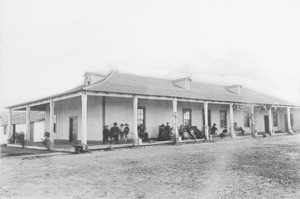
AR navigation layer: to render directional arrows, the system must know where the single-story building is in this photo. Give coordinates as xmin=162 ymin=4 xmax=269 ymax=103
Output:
xmin=0 ymin=111 xmax=45 ymax=144
xmin=4 ymin=71 xmax=300 ymax=147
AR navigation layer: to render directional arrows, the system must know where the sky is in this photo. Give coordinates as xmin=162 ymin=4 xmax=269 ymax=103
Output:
xmin=1 ymin=0 xmax=300 ymax=111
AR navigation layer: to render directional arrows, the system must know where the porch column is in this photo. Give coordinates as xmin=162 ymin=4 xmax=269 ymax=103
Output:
xmin=25 ymin=105 xmax=30 ymax=141
xmin=133 ymin=96 xmax=138 ymax=146
xmin=229 ymin=103 xmax=235 ymax=138
xmin=204 ymin=101 xmax=209 ymax=141
xmin=268 ymin=107 xmax=273 ymax=134
xmin=8 ymin=109 xmax=12 ymax=141
xmin=81 ymin=93 xmax=88 ymax=144
xmin=49 ymin=99 xmax=55 ymax=148
xmin=287 ymin=107 xmax=291 ymax=133
xmin=172 ymin=98 xmax=178 ymax=142
xmin=251 ymin=105 xmax=255 ymax=127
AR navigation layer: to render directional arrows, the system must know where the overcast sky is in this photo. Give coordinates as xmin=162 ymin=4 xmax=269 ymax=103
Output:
xmin=1 ymin=0 xmax=300 ymax=111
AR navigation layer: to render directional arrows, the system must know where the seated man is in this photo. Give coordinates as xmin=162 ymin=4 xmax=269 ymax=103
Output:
xmin=219 ymin=126 xmax=228 ymax=139
xmin=138 ymin=124 xmax=148 ymax=142
xmin=234 ymin=122 xmax=246 ymax=136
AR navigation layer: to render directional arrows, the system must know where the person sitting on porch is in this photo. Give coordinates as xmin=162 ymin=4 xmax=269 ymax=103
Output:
xmin=110 ymin=122 xmax=120 ymax=143
xmin=165 ymin=122 xmax=171 ymax=132
xmin=124 ymin=123 xmax=130 ymax=140
xmin=210 ymin=123 xmax=218 ymax=141
xmin=158 ymin=124 xmax=168 ymax=141
xmin=234 ymin=122 xmax=246 ymax=136
xmin=189 ymin=128 xmax=197 ymax=141
xmin=220 ymin=126 xmax=228 ymax=139
xmin=138 ymin=124 xmax=148 ymax=142
xmin=103 ymin=125 xmax=109 ymax=144
xmin=119 ymin=124 xmax=125 ymax=141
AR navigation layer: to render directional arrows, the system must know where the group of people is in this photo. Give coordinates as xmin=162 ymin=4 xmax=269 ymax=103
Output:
xmin=103 ymin=122 xmax=130 ymax=144
xmin=209 ymin=122 xmax=246 ymax=141
xmin=158 ymin=122 xmax=174 ymax=141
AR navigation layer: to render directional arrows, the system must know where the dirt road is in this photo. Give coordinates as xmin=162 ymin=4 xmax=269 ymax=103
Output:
xmin=1 ymin=135 xmax=300 ymax=199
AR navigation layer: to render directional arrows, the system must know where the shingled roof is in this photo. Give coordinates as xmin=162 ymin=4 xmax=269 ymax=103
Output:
xmin=7 ymin=71 xmax=296 ymax=108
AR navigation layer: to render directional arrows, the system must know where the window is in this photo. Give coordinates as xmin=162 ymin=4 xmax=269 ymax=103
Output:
xmin=202 ymin=109 xmax=211 ymax=127
xmin=4 ymin=126 xmax=7 ymax=135
xmin=272 ymin=112 xmax=278 ymax=127
xmin=220 ymin=110 xmax=227 ymax=128
xmin=137 ymin=107 xmax=146 ymax=127
xmin=54 ymin=115 xmax=57 ymax=133
xmin=243 ymin=112 xmax=250 ymax=127
xmin=183 ymin=109 xmax=192 ymax=126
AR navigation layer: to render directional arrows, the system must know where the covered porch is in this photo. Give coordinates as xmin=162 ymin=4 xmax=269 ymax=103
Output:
xmin=6 ymin=90 xmax=300 ymax=148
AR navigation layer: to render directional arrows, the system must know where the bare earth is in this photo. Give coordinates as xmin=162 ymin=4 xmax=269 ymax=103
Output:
xmin=1 ymin=135 xmax=300 ymax=199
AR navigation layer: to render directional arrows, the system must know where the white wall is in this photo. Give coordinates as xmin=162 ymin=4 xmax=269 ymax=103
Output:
xmin=33 ymin=121 xmax=45 ymax=142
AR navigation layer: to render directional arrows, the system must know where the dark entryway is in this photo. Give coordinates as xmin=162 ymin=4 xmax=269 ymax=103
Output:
xmin=30 ymin=122 xmax=34 ymax=142
xmin=264 ymin=115 xmax=269 ymax=133
xmin=12 ymin=124 xmax=16 ymax=143
xmin=284 ymin=114 xmax=294 ymax=132
xmin=69 ymin=117 xmax=78 ymax=142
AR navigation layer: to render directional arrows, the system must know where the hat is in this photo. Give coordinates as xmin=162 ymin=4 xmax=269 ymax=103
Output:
xmin=120 ymin=124 xmax=124 ymax=126
xmin=104 ymin=125 xmax=108 ymax=127
xmin=166 ymin=122 xmax=169 ymax=124
xmin=113 ymin=122 xmax=117 ymax=125
xmin=125 ymin=123 xmax=129 ymax=126
xmin=213 ymin=123 xmax=216 ymax=125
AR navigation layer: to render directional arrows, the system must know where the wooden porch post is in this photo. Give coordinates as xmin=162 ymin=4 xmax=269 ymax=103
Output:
xmin=173 ymin=98 xmax=178 ymax=142
xmin=8 ymin=109 xmax=12 ymax=141
xmin=287 ymin=107 xmax=291 ymax=133
xmin=268 ymin=107 xmax=273 ymax=134
xmin=229 ymin=103 xmax=235 ymax=138
xmin=251 ymin=105 xmax=255 ymax=127
xmin=133 ymin=96 xmax=138 ymax=146
xmin=25 ymin=105 xmax=30 ymax=141
xmin=81 ymin=92 xmax=88 ymax=144
xmin=49 ymin=99 xmax=55 ymax=148
xmin=204 ymin=101 xmax=209 ymax=141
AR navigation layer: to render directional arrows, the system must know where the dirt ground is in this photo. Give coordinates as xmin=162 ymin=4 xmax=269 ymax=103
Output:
xmin=0 ymin=135 xmax=300 ymax=199
xmin=0 ymin=146 xmax=55 ymax=158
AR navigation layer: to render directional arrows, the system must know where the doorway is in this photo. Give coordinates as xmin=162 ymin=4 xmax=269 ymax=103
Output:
xmin=264 ymin=115 xmax=269 ymax=133
xmin=69 ymin=117 xmax=78 ymax=142
xmin=30 ymin=122 xmax=34 ymax=142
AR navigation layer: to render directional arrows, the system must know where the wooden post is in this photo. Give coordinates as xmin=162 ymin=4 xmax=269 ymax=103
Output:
xmin=133 ymin=96 xmax=138 ymax=146
xmin=251 ymin=105 xmax=255 ymax=127
xmin=49 ymin=99 xmax=55 ymax=148
xmin=268 ymin=108 xmax=273 ymax=134
xmin=229 ymin=103 xmax=235 ymax=138
xmin=81 ymin=93 xmax=88 ymax=144
xmin=25 ymin=105 xmax=30 ymax=141
xmin=173 ymin=98 xmax=178 ymax=142
xmin=287 ymin=107 xmax=291 ymax=133
xmin=8 ymin=109 xmax=12 ymax=142
xmin=204 ymin=101 xmax=209 ymax=141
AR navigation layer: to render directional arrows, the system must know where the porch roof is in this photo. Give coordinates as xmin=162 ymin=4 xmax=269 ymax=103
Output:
xmin=1 ymin=111 xmax=45 ymax=126
xmin=6 ymin=71 xmax=298 ymax=109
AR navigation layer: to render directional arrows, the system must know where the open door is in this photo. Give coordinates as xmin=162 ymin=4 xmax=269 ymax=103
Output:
xmin=264 ymin=115 xmax=269 ymax=133
xmin=69 ymin=117 xmax=78 ymax=142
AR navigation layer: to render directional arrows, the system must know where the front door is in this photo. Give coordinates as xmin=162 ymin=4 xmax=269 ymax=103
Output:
xmin=30 ymin=122 xmax=34 ymax=142
xmin=69 ymin=117 xmax=78 ymax=142
xmin=264 ymin=115 xmax=269 ymax=133
xmin=284 ymin=114 xmax=294 ymax=132
xmin=12 ymin=124 xmax=16 ymax=143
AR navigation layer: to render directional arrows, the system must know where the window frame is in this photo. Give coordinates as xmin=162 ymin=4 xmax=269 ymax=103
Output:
xmin=219 ymin=110 xmax=227 ymax=128
xmin=137 ymin=106 xmax=146 ymax=128
xmin=243 ymin=111 xmax=250 ymax=127
xmin=182 ymin=108 xmax=192 ymax=127
xmin=272 ymin=111 xmax=278 ymax=127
